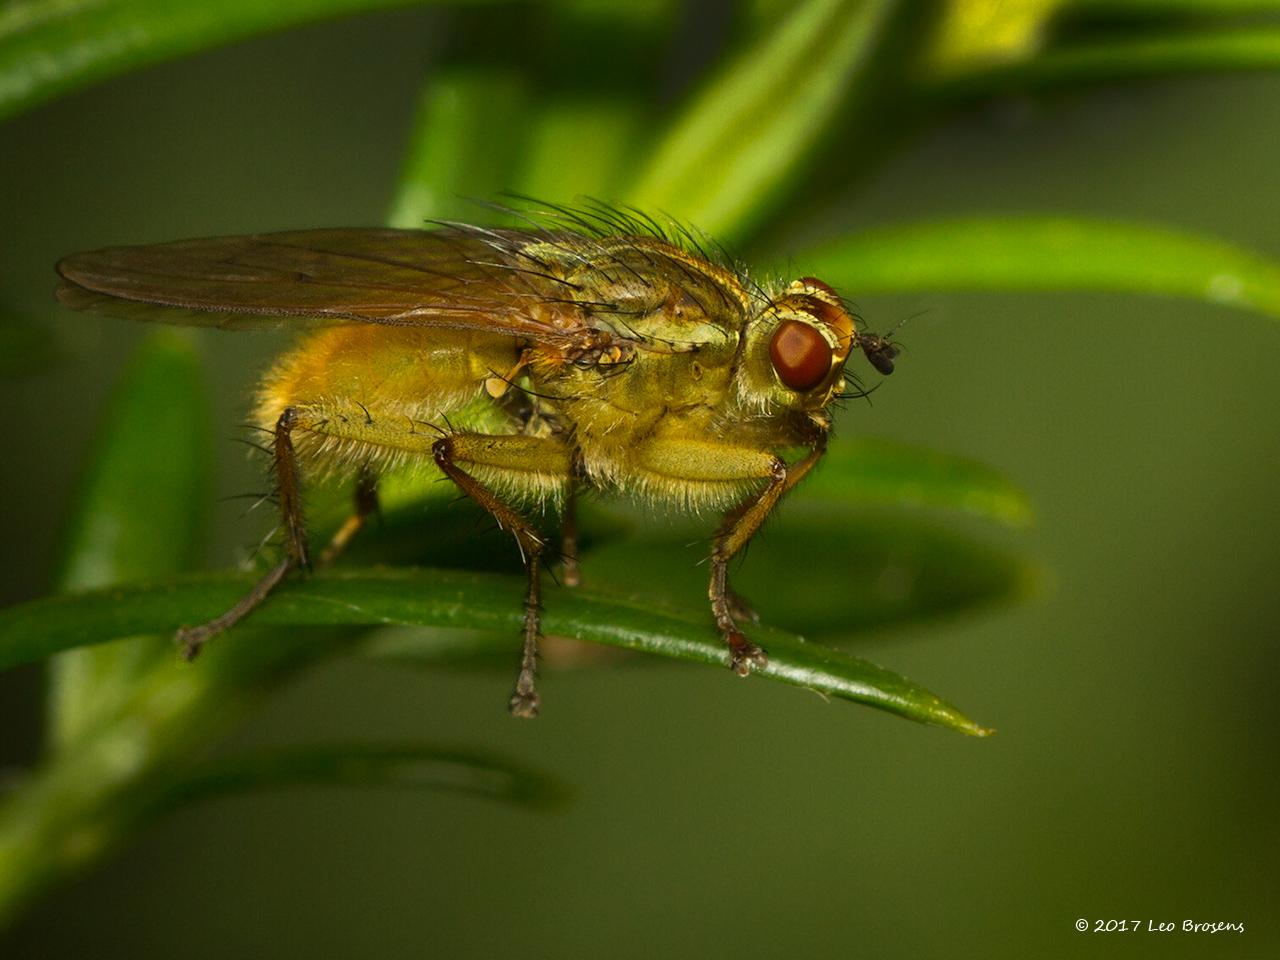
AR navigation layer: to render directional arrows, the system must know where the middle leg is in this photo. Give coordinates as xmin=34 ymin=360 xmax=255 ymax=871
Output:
xmin=318 ymin=467 xmax=380 ymax=567
xmin=559 ymin=481 xmax=582 ymax=588
xmin=431 ymin=432 xmax=572 ymax=718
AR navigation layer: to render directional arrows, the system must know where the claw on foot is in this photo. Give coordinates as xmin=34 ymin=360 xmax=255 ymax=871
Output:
xmin=726 ymin=631 xmax=768 ymax=677
xmin=176 ymin=627 xmax=206 ymax=662
xmin=509 ymin=689 xmax=541 ymax=719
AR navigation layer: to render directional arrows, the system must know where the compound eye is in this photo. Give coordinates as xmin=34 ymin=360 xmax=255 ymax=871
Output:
xmin=796 ymin=277 xmax=840 ymax=300
xmin=770 ymin=320 xmax=833 ymax=392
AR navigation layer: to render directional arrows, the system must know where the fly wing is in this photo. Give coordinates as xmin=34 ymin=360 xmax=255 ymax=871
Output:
xmin=55 ymin=227 xmax=587 ymax=344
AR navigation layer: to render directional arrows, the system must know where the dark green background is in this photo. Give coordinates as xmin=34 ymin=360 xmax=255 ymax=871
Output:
xmin=2 ymin=8 xmax=1277 ymax=957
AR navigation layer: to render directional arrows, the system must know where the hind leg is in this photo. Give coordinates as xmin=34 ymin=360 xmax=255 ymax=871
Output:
xmin=178 ymin=406 xmax=386 ymax=659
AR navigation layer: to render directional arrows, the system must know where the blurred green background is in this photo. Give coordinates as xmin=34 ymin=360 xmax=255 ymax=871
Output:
xmin=1 ymin=4 xmax=1278 ymax=958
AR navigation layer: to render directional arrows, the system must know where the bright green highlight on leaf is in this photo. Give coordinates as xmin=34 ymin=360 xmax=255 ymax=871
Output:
xmin=797 ymin=216 xmax=1280 ymax=321
xmin=516 ymin=97 xmax=647 ymax=201
xmin=926 ymin=0 xmax=1066 ymax=73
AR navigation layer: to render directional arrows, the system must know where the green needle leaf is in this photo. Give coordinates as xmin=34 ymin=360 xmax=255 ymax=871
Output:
xmin=510 ymin=4 xmax=671 ymax=200
xmin=807 ymin=439 xmax=1033 ymax=527
xmin=795 ymin=216 xmax=1280 ymax=321
xmin=387 ymin=65 xmax=531 ymax=228
xmin=49 ymin=329 xmax=211 ymax=750
xmin=0 ymin=624 xmax=363 ymax=928
xmin=582 ymin=510 xmax=1033 ymax=642
xmin=1063 ymin=0 xmax=1280 ymax=18
xmin=160 ymin=743 xmax=565 ymax=810
xmin=0 ymin=568 xmax=993 ymax=735
xmin=627 ymin=0 xmax=901 ymax=240
xmin=0 ymin=0 xmax=450 ymax=123
xmin=515 ymin=97 xmax=648 ymax=201
xmin=929 ymin=26 xmax=1280 ymax=99
xmin=57 ymin=331 xmax=209 ymax=589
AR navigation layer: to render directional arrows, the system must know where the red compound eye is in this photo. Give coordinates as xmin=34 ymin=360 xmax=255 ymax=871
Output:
xmin=769 ymin=320 xmax=832 ymax=392
xmin=797 ymin=277 xmax=840 ymax=300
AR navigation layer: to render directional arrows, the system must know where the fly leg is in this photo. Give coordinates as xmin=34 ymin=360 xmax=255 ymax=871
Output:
xmin=637 ymin=438 xmax=827 ymax=676
xmin=318 ymin=468 xmax=380 ymax=566
xmin=178 ymin=408 xmax=380 ymax=660
xmin=431 ymin=433 xmax=572 ymax=718
xmin=709 ymin=462 xmax=786 ymax=676
xmin=723 ymin=587 xmax=760 ymax=625
xmin=178 ymin=407 xmax=309 ymax=659
xmin=713 ymin=442 xmax=828 ymax=674
xmin=560 ymin=483 xmax=582 ymax=588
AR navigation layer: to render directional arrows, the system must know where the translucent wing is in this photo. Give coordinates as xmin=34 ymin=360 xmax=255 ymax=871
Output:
xmin=55 ymin=227 xmax=591 ymax=345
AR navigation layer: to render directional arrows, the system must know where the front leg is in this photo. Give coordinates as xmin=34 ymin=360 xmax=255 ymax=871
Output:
xmin=709 ymin=457 xmax=785 ymax=676
xmin=636 ymin=438 xmax=827 ymax=676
